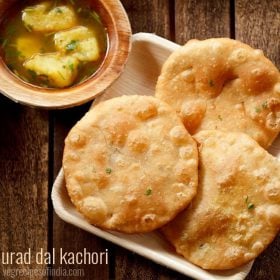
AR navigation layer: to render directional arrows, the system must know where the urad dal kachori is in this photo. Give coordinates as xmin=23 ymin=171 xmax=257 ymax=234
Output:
xmin=156 ymin=38 xmax=280 ymax=148
xmin=63 ymin=95 xmax=198 ymax=233
xmin=162 ymin=130 xmax=280 ymax=270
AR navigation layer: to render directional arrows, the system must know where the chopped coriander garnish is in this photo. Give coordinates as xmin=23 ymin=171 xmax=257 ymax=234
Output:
xmin=145 ymin=188 xmax=152 ymax=196
xmin=255 ymin=107 xmax=261 ymax=113
xmin=90 ymin=11 xmax=102 ymax=24
xmin=68 ymin=63 xmax=74 ymax=72
xmin=77 ymin=7 xmax=82 ymax=13
xmin=255 ymin=102 xmax=268 ymax=113
xmin=44 ymin=31 xmax=57 ymax=37
xmin=18 ymin=51 xmax=25 ymax=59
xmin=105 ymin=168 xmax=112 ymax=174
xmin=5 ymin=49 xmax=23 ymax=59
xmin=247 ymin=203 xmax=255 ymax=210
xmin=218 ymin=115 xmax=223 ymax=121
xmin=24 ymin=7 xmax=36 ymax=12
xmin=1 ymin=38 xmax=8 ymax=48
xmin=55 ymin=7 xmax=63 ymax=13
xmin=89 ymin=66 xmax=98 ymax=75
xmin=24 ymin=24 xmax=33 ymax=32
xmin=58 ymin=71 xmax=65 ymax=80
xmin=209 ymin=79 xmax=214 ymax=87
xmin=245 ymin=195 xmax=255 ymax=210
xmin=262 ymin=101 xmax=268 ymax=109
xmin=66 ymin=40 xmax=78 ymax=51
xmin=28 ymin=69 xmax=37 ymax=80
xmin=68 ymin=0 xmax=75 ymax=5
xmin=78 ymin=75 xmax=89 ymax=84
xmin=79 ymin=75 xmax=89 ymax=84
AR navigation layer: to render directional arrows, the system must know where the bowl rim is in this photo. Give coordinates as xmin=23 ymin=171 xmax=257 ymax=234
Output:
xmin=0 ymin=0 xmax=132 ymax=109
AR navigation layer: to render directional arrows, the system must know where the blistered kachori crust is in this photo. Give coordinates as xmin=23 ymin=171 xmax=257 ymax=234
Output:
xmin=63 ymin=95 xmax=198 ymax=233
xmin=156 ymin=38 xmax=280 ymax=148
xmin=162 ymin=130 xmax=280 ymax=269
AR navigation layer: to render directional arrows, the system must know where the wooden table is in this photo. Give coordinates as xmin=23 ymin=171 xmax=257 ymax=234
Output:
xmin=0 ymin=0 xmax=279 ymax=279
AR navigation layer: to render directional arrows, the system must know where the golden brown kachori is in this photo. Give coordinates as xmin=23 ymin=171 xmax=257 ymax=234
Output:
xmin=156 ymin=38 xmax=280 ymax=148
xmin=63 ymin=95 xmax=198 ymax=233
xmin=162 ymin=130 xmax=280 ymax=270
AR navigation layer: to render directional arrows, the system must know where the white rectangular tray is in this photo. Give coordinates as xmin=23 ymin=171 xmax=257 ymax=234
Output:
xmin=52 ymin=33 xmax=279 ymax=280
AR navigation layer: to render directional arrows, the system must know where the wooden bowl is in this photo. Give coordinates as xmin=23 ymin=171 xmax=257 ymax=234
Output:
xmin=0 ymin=0 xmax=131 ymax=109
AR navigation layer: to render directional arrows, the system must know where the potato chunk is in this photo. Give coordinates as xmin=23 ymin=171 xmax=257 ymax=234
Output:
xmin=22 ymin=2 xmax=77 ymax=32
xmin=23 ymin=53 xmax=79 ymax=88
xmin=54 ymin=26 xmax=100 ymax=62
xmin=16 ymin=35 xmax=43 ymax=60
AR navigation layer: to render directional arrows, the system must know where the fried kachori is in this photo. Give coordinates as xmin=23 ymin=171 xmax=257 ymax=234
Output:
xmin=162 ymin=130 xmax=280 ymax=270
xmin=156 ymin=38 xmax=280 ymax=148
xmin=63 ymin=95 xmax=198 ymax=233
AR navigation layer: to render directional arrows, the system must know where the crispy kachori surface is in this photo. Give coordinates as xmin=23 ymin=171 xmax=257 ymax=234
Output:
xmin=63 ymin=95 xmax=198 ymax=233
xmin=162 ymin=130 xmax=280 ymax=270
xmin=156 ymin=38 xmax=280 ymax=148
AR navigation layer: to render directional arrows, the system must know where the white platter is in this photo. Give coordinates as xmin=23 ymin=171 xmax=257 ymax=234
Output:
xmin=52 ymin=33 xmax=280 ymax=280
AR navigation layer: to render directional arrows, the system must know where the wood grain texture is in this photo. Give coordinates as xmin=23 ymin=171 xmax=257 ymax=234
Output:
xmin=235 ymin=1 xmax=280 ymax=279
xmin=121 ymin=0 xmax=171 ymax=39
xmin=174 ymin=0 xmax=230 ymax=44
xmin=0 ymin=95 xmax=49 ymax=279
xmin=235 ymin=0 xmax=280 ymax=68
xmin=51 ymin=104 xmax=111 ymax=280
xmin=115 ymin=251 xmax=192 ymax=280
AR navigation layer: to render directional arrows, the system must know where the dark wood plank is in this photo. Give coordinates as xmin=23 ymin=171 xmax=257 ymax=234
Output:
xmin=235 ymin=0 xmax=280 ymax=68
xmin=121 ymin=0 xmax=172 ymax=39
xmin=175 ymin=0 xmax=231 ymax=44
xmin=0 ymin=95 xmax=49 ymax=279
xmin=235 ymin=1 xmax=280 ymax=279
xmin=51 ymin=104 xmax=110 ymax=280
xmin=115 ymin=251 xmax=192 ymax=280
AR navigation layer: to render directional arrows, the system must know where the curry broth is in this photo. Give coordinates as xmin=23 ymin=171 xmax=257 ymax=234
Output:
xmin=0 ymin=0 xmax=108 ymax=88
